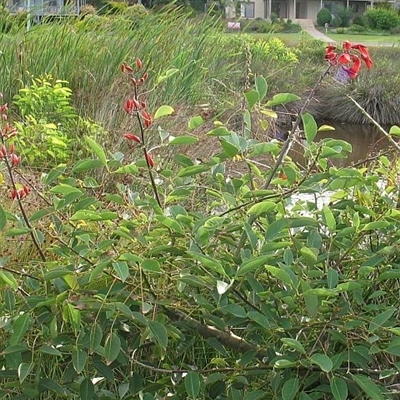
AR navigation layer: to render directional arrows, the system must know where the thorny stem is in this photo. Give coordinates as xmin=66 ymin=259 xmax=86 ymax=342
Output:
xmin=234 ymin=64 xmax=333 ymax=258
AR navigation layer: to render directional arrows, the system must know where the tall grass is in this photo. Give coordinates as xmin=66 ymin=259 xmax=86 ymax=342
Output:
xmin=0 ymin=9 xmax=243 ymax=132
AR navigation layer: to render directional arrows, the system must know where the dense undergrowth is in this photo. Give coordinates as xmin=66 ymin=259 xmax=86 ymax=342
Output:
xmin=1 ymin=7 xmax=400 ymax=400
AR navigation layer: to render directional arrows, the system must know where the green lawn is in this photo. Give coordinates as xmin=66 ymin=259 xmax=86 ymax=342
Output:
xmin=321 ymin=31 xmax=400 ymax=44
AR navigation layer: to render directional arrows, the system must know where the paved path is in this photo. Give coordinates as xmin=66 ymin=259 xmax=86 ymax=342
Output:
xmin=295 ymin=19 xmax=335 ymax=42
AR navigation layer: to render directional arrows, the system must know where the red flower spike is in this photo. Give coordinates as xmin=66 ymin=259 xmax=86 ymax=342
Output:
xmin=10 ymin=153 xmax=21 ymax=166
xmin=145 ymin=151 xmax=154 ymax=168
xmin=141 ymin=110 xmax=153 ymax=128
xmin=136 ymin=58 xmax=143 ymax=69
xmin=121 ymin=63 xmax=134 ymax=73
xmin=124 ymin=133 xmax=141 ymax=143
xmin=124 ymin=99 xmax=140 ymax=114
xmin=23 ymin=185 xmax=30 ymax=196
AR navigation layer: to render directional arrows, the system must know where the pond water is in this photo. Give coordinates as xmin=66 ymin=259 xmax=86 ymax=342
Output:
xmin=290 ymin=123 xmax=392 ymax=166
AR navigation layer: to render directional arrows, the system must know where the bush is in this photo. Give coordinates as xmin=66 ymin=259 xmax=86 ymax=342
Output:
xmin=332 ymin=15 xmax=343 ymax=28
xmin=353 ymin=15 xmax=365 ymax=26
xmin=347 ymin=24 xmax=367 ymax=33
xmin=317 ymin=8 xmax=332 ymax=26
xmin=364 ymin=8 xmax=400 ymax=30
xmin=333 ymin=5 xmax=353 ymax=27
xmin=335 ymin=27 xmax=346 ymax=34
xmin=98 ymin=1 xmax=128 ymax=15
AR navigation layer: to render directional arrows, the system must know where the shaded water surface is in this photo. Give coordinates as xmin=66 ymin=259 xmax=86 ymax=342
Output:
xmin=291 ymin=123 xmax=392 ymax=166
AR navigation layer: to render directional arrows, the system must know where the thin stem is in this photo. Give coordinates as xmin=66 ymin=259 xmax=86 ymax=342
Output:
xmin=234 ymin=63 xmax=333 ymax=257
xmin=0 ymin=138 xmax=46 ymax=262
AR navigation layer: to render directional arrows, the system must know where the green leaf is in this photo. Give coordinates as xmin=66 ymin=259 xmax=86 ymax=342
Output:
xmin=310 ymin=353 xmax=333 ymax=372
xmin=85 ymin=136 xmax=108 ymax=169
xmin=43 ymin=268 xmax=73 ymax=281
xmin=185 ymin=371 xmax=201 ymax=399
xmin=206 ymin=126 xmax=231 ymax=137
xmin=0 ymin=271 xmax=18 ymax=290
xmin=141 ymin=259 xmax=162 ymax=273
xmin=236 ymin=256 xmax=270 ymax=277
xmin=281 ymin=378 xmax=299 ymax=400
xmin=245 ymin=89 xmax=259 ymax=108
xmin=18 ymin=363 xmax=33 ymax=384
xmin=322 ymin=205 xmax=336 ymax=231
xmin=330 ymin=376 xmax=348 ymax=400
xmin=255 ymin=75 xmax=268 ymax=102
xmin=327 ymin=268 xmax=339 ymax=289
xmin=104 ymin=332 xmax=121 ymax=365
xmin=80 ymin=377 xmax=95 ymax=400
xmin=169 ymin=135 xmax=198 ymax=145
xmin=368 ymin=308 xmax=396 ymax=333
xmin=352 ymin=374 xmax=384 ymax=400
xmin=247 ymin=311 xmax=270 ymax=329
xmin=389 ymin=125 xmax=400 ymax=136
xmin=300 ymin=246 xmax=318 ymax=267
xmin=10 ymin=314 xmax=30 ymax=345
xmin=178 ymin=165 xmax=210 ymax=177
xmin=38 ymin=345 xmax=62 ymax=356
xmin=274 ymin=359 xmax=297 ymax=368
xmin=71 ymin=159 xmax=104 ymax=172
xmin=70 ymin=210 xmax=118 ymax=221
xmin=220 ymin=138 xmax=239 ymax=157
xmin=265 ymin=265 xmax=292 ymax=286
xmin=188 ymin=115 xmax=204 ymax=130
xmin=281 ymin=338 xmax=305 ymax=354
xmin=154 ymin=105 xmax=174 ymax=119
xmin=89 ymin=323 xmax=103 ymax=353
xmin=318 ymin=124 xmax=335 ymax=132
xmin=302 ymin=113 xmax=318 ymax=143
xmin=149 ymin=321 xmax=168 ymax=349
xmin=247 ymin=201 xmax=276 ymax=215
xmin=72 ymin=349 xmax=87 ymax=374
xmin=266 ymin=93 xmax=300 ymax=107
xmin=112 ymin=261 xmax=129 ymax=282
xmin=155 ymin=215 xmax=183 ymax=234
xmin=0 ymin=205 xmax=7 ymax=230
xmin=362 ymin=221 xmax=390 ymax=231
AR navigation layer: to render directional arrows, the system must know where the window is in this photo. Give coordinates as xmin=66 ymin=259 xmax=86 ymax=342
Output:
xmin=241 ymin=2 xmax=255 ymax=18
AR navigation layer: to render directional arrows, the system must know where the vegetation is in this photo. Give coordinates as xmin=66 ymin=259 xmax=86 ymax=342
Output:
xmin=317 ymin=8 xmax=332 ymax=27
xmin=1 ymin=8 xmax=400 ymax=400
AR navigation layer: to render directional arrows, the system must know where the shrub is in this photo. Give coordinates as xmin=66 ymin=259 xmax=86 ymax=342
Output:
xmin=332 ymin=15 xmax=343 ymax=27
xmin=353 ymin=15 xmax=365 ymax=26
xmin=79 ymin=4 xmax=96 ymax=15
xmin=347 ymin=24 xmax=367 ymax=33
xmin=270 ymin=12 xmax=278 ymax=23
xmin=336 ymin=27 xmax=346 ymax=33
xmin=333 ymin=5 xmax=353 ymax=27
xmin=364 ymin=8 xmax=400 ymax=30
xmin=317 ymin=8 xmax=332 ymax=26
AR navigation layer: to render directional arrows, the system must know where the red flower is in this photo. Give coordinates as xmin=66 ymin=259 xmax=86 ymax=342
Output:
xmin=121 ymin=63 xmax=133 ymax=73
xmin=124 ymin=98 xmax=140 ymax=114
xmin=145 ymin=151 xmax=154 ymax=168
xmin=136 ymin=58 xmax=143 ymax=69
xmin=325 ymin=41 xmax=373 ymax=80
xmin=124 ymin=133 xmax=141 ymax=143
xmin=141 ymin=110 xmax=153 ymax=128
xmin=11 ymin=185 xmax=30 ymax=200
xmin=10 ymin=153 xmax=21 ymax=166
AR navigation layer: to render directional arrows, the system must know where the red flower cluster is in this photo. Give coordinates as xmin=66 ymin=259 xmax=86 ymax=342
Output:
xmin=11 ymin=185 xmax=30 ymax=200
xmin=325 ymin=41 xmax=373 ymax=80
xmin=0 ymin=144 xmax=21 ymax=166
xmin=121 ymin=58 xmax=155 ymax=168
